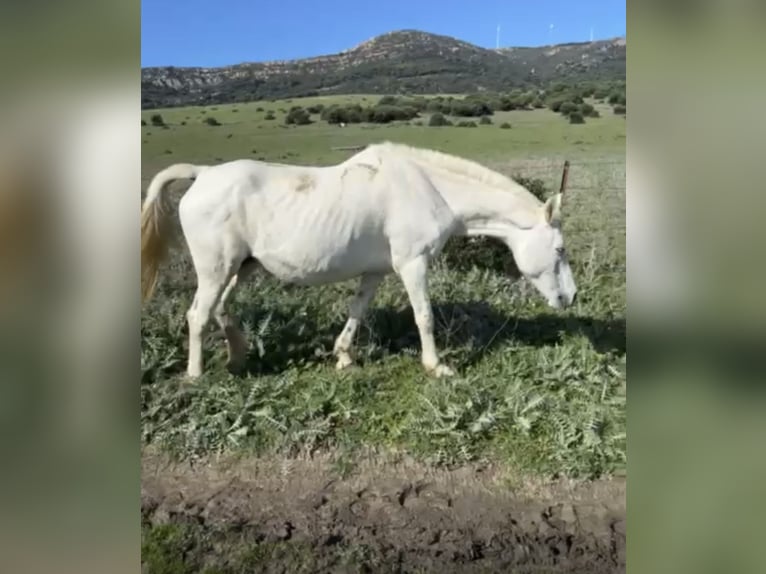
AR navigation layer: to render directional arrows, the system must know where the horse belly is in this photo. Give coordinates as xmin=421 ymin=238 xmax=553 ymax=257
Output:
xmin=253 ymin=230 xmax=392 ymax=285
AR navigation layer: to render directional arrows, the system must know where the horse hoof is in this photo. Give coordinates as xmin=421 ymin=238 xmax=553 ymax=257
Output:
xmin=430 ymin=364 xmax=456 ymax=378
xmin=335 ymin=354 xmax=354 ymax=370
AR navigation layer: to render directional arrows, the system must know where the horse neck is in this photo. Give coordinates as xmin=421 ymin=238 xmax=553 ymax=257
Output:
xmin=424 ymin=169 xmax=540 ymax=242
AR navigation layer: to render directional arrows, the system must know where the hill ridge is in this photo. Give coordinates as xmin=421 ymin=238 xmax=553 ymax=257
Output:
xmin=141 ymin=29 xmax=625 ymax=109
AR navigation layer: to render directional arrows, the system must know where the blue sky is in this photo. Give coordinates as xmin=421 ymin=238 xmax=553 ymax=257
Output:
xmin=142 ymin=0 xmax=625 ymax=67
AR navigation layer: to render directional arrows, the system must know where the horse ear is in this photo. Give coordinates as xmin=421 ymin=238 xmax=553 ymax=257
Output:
xmin=543 ymin=193 xmax=563 ymax=224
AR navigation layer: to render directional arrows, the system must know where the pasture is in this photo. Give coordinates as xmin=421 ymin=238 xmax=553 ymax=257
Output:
xmin=141 ymin=96 xmax=626 ymax=572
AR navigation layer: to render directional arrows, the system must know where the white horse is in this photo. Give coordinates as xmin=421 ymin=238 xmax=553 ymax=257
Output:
xmin=141 ymin=142 xmax=577 ymax=378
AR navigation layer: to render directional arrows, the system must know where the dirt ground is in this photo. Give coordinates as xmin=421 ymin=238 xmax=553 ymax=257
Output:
xmin=142 ymin=452 xmax=625 ymax=573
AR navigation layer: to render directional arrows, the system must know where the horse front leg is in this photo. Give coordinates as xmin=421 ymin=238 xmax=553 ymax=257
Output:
xmin=396 ymin=256 xmax=455 ymax=377
xmin=333 ymin=273 xmax=384 ymax=369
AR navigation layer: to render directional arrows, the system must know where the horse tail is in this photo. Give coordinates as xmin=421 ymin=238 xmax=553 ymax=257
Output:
xmin=141 ymin=163 xmax=206 ymax=301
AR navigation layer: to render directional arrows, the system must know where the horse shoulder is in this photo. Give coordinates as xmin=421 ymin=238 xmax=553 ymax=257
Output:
xmin=381 ymin=159 xmax=457 ymax=261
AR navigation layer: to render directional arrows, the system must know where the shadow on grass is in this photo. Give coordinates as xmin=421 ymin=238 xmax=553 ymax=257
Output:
xmin=238 ymin=300 xmax=625 ymax=377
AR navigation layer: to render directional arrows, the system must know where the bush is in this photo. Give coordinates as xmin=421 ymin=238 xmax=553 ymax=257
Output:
xmin=306 ymin=104 xmax=324 ymax=114
xmin=285 ymin=107 xmax=311 ymax=125
xmin=568 ymin=112 xmax=585 ymax=124
xmin=150 ymin=113 xmax=165 ymax=126
xmin=499 ymin=122 xmax=512 ymax=129
xmin=441 ymin=236 xmax=519 ymax=276
xmin=256 ymin=106 xmax=264 ymax=112
xmin=141 ymin=119 xmax=146 ymax=126
xmin=608 ymin=92 xmax=626 ymax=105
xmin=450 ymin=100 xmax=493 ymax=117
xmin=377 ymin=95 xmax=397 ymax=106
xmin=264 ymin=111 xmax=276 ymax=120
xmin=367 ymin=105 xmax=418 ymax=123
xmin=428 ymin=113 xmax=450 ymax=127
xmin=559 ymin=102 xmax=578 ymax=116
xmin=479 ymin=115 xmax=492 ymax=125
xmin=204 ymin=116 xmax=221 ymax=126
xmin=513 ymin=174 xmax=549 ymax=202
xmin=613 ymin=104 xmax=626 ymax=115
xmin=456 ymin=120 xmax=478 ymax=128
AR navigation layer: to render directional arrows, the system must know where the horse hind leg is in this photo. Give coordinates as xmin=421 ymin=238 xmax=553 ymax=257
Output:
xmin=186 ymin=269 xmax=231 ymax=379
xmin=214 ymin=258 xmax=259 ymax=373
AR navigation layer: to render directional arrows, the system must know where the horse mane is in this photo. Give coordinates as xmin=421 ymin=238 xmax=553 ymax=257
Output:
xmin=370 ymin=141 xmax=543 ymax=209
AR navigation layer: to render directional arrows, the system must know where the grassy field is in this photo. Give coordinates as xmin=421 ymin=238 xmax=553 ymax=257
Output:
xmin=141 ymin=95 xmax=626 ymax=479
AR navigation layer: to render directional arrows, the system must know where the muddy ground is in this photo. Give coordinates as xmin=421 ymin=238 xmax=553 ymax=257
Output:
xmin=142 ymin=452 xmax=625 ymax=573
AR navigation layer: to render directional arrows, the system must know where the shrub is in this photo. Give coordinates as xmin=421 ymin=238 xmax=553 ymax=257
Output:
xmin=441 ymin=236 xmax=519 ymax=276
xmin=256 ymin=106 xmax=264 ymax=112
xmin=150 ymin=113 xmax=165 ymax=126
xmin=378 ymin=95 xmax=397 ymax=106
xmin=456 ymin=120 xmax=478 ymax=128
xmin=579 ymin=103 xmax=600 ymax=118
xmin=426 ymin=100 xmax=446 ymax=113
xmin=608 ymin=92 xmax=626 ymax=105
xmin=559 ymin=102 xmax=578 ymax=116
xmin=264 ymin=111 xmax=276 ymax=120
xmin=203 ymin=116 xmax=221 ymax=126
xmin=306 ymin=104 xmax=324 ymax=114
xmin=479 ymin=115 xmax=492 ymax=125
xmin=428 ymin=113 xmax=450 ymax=127
xmin=141 ymin=119 xmax=146 ymax=126
xmin=450 ymin=100 xmax=493 ymax=117
xmin=613 ymin=104 xmax=626 ymax=115
xmin=368 ymin=105 xmax=418 ymax=123
xmin=499 ymin=122 xmax=512 ymax=129
xmin=568 ymin=112 xmax=585 ymax=124
xmin=513 ymin=173 xmax=549 ymax=202
xmin=285 ymin=107 xmax=311 ymax=125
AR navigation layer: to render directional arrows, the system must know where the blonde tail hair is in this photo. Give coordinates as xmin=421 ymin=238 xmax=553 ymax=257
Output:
xmin=141 ymin=163 xmax=205 ymax=301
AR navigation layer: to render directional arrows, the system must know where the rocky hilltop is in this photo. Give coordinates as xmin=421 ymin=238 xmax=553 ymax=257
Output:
xmin=142 ymin=30 xmax=626 ymax=108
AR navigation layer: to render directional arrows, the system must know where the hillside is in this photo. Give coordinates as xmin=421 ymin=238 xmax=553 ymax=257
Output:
xmin=141 ymin=30 xmax=625 ymax=109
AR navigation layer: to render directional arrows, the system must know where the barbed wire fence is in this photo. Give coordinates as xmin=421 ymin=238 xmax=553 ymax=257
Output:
xmin=493 ymin=156 xmax=627 ymax=275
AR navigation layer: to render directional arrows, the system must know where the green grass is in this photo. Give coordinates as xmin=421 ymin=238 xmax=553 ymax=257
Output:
xmin=141 ymin=95 xmax=624 ymax=179
xmin=141 ymin=95 xmax=625 ymax=479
